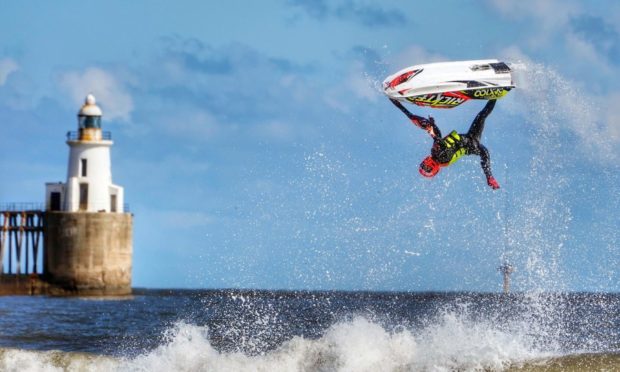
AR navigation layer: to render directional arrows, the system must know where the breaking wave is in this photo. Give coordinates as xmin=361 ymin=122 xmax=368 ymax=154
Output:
xmin=0 ymin=312 xmax=547 ymax=372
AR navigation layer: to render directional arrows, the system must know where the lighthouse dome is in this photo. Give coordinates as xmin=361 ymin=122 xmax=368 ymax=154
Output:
xmin=78 ymin=94 xmax=103 ymax=117
xmin=78 ymin=94 xmax=103 ymax=129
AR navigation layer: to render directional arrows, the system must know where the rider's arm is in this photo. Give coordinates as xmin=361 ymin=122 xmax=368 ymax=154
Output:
xmin=390 ymin=99 xmax=441 ymax=139
xmin=479 ymin=144 xmax=500 ymax=189
xmin=475 ymin=99 xmax=496 ymax=123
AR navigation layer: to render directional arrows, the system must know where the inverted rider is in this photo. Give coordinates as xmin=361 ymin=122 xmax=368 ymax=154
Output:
xmin=390 ymin=99 xmax=500 ymax=190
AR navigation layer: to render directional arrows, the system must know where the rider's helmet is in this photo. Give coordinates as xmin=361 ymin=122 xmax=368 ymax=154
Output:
xmin=419 ymin=156 xmax=440 ymax=177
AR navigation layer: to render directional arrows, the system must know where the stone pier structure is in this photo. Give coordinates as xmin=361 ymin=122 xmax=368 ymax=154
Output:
xmin=44 ymin=212 xmax=132 ymax=295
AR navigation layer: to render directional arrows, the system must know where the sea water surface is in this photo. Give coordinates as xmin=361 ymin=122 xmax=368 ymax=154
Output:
xmin=0 ymin=289 xmax=619 ymax=371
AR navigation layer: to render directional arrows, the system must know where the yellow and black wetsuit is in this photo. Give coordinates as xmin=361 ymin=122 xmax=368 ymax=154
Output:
xmin=391 ymin=99 xmax=496 ymax=180
xmin=431 ymin=129 xmax=494 ymax=179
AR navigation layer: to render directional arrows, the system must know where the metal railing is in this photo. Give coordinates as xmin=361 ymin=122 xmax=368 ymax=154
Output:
xmin=0 ymin=202 xmax=130 ymax=213
xmin=66 ymin=131 xmax=112 ymax=141
xmin=0 ymin=203 xmax=44 ymax=212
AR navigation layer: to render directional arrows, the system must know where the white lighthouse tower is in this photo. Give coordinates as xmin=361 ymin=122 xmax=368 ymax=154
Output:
xmin=46 ymin=94 xmax=124 ymax=213
xmin=43 ymin=94 xmax=132 ymax=295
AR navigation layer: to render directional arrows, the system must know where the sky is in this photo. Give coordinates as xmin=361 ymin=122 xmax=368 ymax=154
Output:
xmin=1 ymin=0 xmax=619 ymax=292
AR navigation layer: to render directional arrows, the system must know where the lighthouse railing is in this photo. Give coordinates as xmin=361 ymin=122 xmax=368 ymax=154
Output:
xmin=0 ymin=203 xmax=44 ymax=212
xmin=66 ymin=131 xmax=112 ymax=141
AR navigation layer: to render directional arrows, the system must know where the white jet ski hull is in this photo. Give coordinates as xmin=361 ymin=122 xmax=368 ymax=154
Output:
xmin=383 ymin=59 xmax=514 ymax=109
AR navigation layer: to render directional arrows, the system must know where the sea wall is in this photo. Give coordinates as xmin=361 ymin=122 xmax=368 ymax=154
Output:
xmin=43 ymin=212 xmax=132 ymax=295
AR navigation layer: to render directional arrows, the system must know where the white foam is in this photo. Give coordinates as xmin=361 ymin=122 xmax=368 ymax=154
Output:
xmin=0 ymin=313 xmax=547 ymax=372
xmin=0 ymin=347 xmax=118 ymax=372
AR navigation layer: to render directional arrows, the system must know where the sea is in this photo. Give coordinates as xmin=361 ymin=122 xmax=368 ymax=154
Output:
xmin=0 ymin=289 xmax=618 ymax=371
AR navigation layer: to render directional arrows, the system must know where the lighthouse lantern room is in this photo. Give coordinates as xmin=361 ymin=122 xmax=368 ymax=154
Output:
xmin=45 ymin=94 xmax=124 ymax=213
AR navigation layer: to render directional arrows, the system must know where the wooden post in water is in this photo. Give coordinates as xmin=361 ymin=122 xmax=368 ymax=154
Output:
xmin=0 ymin=213 xmax=6 ymax=272
xmin=16 ymin=212 xmax=24 ymax=275
xmin=25 ymin=214 xmax=30 ymax=274
xmin=32 ymin=214 xmax=42 ymax=273
xmin=8 ymin=214 xmax=13 ymax=274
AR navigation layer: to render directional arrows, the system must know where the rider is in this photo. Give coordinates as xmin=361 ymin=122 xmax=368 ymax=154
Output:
xmin=390 ymin=98 xmax=500 ymax=190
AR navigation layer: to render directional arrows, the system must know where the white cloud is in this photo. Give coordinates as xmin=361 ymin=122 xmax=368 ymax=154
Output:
xmin=563 ymin=32 xmax=613 ymax=74
xmin=389 ymin=45 xmax=446 ymax=71
xmin=486 ymin=0 xmax=579 ymax=24
xmin=0 ymin=58 xmax=19 ymax=86
xmin=156 ymin=107 xmax=221 ymax=141
xmin=252 ymin=120 xmax=294 ymax=142
xmin=321 ymin=60 xmax=383 ymax=114
xmin=278 ymin=74 xmax=310 ymax=104
xmin=499 ymin=46 xmax=533 ymax=64
xmin=323 ymin=87 xmax=352 ymax=114
xmin=58 ymin=67 xmax=134 ymax=122
xmin=604 ymin=93 xmax=620 ymax=143
xmin=486 ymin=0 xmax=582 ymax=48
xmin=346 ymin=61 xmax=381 ymax=102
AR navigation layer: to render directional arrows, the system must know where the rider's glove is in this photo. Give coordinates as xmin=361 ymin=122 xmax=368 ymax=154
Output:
xmin=487 ymin=176 xmax=500 ymax=190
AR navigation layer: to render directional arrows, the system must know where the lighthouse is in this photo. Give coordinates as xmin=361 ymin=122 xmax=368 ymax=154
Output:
xmin=43 ymin=94 xmax=132 ymax=295
xmin=46 ymin=94 xmax=124 ymax=213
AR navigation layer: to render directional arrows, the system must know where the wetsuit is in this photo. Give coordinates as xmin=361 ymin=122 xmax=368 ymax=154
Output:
xmin=390 ymin=99 xmax=498 ymax=183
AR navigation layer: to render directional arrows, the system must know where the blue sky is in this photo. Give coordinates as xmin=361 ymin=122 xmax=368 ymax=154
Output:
xmin=1 ymin=0 xmax=619 ymax=291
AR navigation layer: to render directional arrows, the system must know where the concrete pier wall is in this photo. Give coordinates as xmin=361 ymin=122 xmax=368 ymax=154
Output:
xmin=43 ymin=212 xmax=132 ymax=295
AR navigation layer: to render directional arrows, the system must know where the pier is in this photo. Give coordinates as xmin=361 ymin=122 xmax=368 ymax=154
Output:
xmin=0 ymin=203 xmax=50 ymax=295
xmin=0 ymin=203 xmax=44 ymax=276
